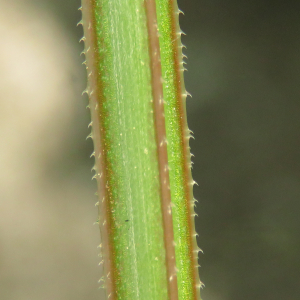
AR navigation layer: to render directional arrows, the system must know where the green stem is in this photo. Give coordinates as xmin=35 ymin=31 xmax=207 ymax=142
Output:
xmin=80 ymin=1 xmax=201 ymax=299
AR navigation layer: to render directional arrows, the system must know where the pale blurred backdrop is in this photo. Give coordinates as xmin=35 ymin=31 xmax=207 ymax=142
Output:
xmin=1 ymin=0 xmax=300 ymax=300
xmin=0 ymin=0 xmax=103 ymax=299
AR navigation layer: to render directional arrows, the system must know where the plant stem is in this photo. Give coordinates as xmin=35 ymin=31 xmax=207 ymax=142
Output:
xmin=80 ymin=1 xmax=201 ymax=299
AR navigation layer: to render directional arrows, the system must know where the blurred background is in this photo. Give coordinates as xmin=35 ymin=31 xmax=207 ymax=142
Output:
xmin=0 ymin=0 xmax=299 ymax=299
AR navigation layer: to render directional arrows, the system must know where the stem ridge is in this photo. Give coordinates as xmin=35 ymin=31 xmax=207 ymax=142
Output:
xmin=81 ymin=1 xmax=117 ymax=299
xmin=145 ymin=0 xmax=178 ymax=299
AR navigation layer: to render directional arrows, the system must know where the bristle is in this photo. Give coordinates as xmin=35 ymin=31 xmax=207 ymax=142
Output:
xmin=182 ymin=91 xmax=191 ymax=98
xmin=86 ymin=133 xmax=93 ymax=140
xmin=98 ymin=260 xmax=104 ymax=265
xmin=79 ymin=36 xmax=86 ymax=43
xmin=177 ymin=8 xmax=184 ymax=15
xmin=190 ymin=180 xmax=198 ymax=186
xmin=82 ymin=88 xmax=88 ymax=96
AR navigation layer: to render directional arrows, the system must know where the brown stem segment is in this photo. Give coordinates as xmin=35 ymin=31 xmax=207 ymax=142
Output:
xmin=144 ymin=1 xmax=179 ymax=299
xmin=81 ymin=1 xmax=117 ymax=299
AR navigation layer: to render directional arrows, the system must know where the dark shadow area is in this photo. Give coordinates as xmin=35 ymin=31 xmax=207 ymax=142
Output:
xmin=178 ymin=0 xmax=300 ymax=299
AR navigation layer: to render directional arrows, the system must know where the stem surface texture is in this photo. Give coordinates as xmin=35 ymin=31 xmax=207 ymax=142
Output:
xmin=81 ymin=1 xmax=201 ymax=299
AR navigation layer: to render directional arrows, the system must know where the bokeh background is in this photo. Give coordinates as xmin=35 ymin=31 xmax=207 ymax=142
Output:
xmin=0 ymin=0 xmax=299 ymax=299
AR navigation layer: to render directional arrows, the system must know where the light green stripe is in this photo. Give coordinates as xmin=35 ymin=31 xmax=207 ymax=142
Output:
xmin=93 ymin=0 xmax=168 ymax=299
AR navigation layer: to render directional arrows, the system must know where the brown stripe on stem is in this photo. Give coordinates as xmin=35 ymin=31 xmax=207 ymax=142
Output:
xmin=81 ymin=1 xmax=117 ymax=299
xmin=168 ymin=0 xmax=200 ymax=298
xmin=144 ymin=1 xmax=179 ymax=299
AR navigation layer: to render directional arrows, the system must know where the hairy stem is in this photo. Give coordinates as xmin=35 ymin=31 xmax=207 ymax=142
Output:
xmin=80 ymin=1 xmax=201 ymax=299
